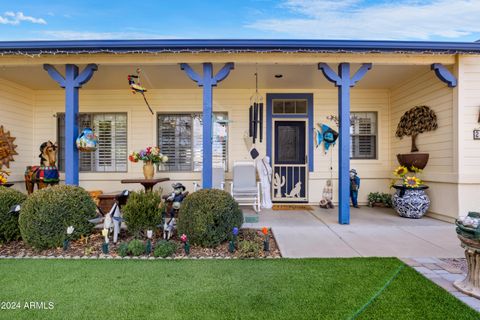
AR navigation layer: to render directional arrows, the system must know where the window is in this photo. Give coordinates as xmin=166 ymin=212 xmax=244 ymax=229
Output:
xmin=57 ymin=113 xmax=128 ymax=172
xmin=157 ymin=113 xmax=228 ymax=172
xmin=350 ymin=112 xmax=377 ymax=159
xmin=272 ymin=99 xmax=307 ymax=114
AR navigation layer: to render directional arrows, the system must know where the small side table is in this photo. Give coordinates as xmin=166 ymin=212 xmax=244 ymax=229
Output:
xmin=120 ymin=178 xmax=170 ymax=192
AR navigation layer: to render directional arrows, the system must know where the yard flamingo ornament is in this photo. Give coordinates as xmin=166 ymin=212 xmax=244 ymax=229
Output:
xmin=128 ymin=68 xmax=154 ymax=115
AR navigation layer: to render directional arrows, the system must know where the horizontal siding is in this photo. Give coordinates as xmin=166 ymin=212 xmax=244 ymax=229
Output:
xmin=33 ymin=88 xmax=390 ymax=203
xmin=459 ymin=56 xmax=480 ymax=178
xmin=390 ymin=70 xmax=454 ymax=174
xmin=0 ymin=79 xmax=34 ymax=183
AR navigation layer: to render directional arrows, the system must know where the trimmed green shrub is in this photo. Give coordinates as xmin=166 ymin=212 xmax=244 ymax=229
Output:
xmin=0 ymin=187 xmax=27 ymax=243
xmin=118 ymin=242 xmax=129 ymax=257
xmin=153 ymin=240 xmax=178 ymax=258
xmin=238 ymin=240 xmax=261 ymax=258
xmin=177 ymin=189 xmax=243 ymax=248
xmin=128 ymin=239 xmax=145 ymax=256
xmin=122 ymin=190 xmax=162 ymax=237
xmin=18 ymin=185 xmax=96 ymax=250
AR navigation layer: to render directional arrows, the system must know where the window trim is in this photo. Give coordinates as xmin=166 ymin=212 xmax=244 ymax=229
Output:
xmin=350 ymin=111 xmax=378 ymax=160
xmin=272 ymin=99 xmax=308 ymax=115
xmin=56 ymin=112 xmax=128 ymax=173
xmin=156 ymin=111 xmax=229 ymax=173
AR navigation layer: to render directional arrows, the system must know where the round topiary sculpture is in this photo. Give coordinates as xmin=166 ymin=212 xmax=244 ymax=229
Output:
xmin=19 ymin=185 xmax=97 ymax=250
xmin=177 ymin=189 xmax=243 ymax=248
xmin=0 ymin=187 xmax=27 ymax=243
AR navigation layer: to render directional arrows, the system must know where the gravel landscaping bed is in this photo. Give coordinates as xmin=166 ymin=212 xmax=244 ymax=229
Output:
xmin=0 ymin=228 xmax=281 ymax=259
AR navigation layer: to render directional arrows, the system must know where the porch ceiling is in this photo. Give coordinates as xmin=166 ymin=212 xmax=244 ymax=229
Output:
xmin=0 ymin=63 xmax=428 ymax=90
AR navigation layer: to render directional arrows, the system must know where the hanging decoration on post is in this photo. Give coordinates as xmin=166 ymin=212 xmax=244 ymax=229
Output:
xmin=128 ymin=68 xmax=154 ymax=115
xmin=248 ymin=70 xmax=263 ymax=159
xmin=314 ymin=123 xmax=338 ymax=152
xmin=76 ymin=127 xmax=98 ymax=152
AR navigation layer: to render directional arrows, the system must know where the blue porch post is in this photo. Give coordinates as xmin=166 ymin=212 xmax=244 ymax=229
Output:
xmin=318 ymin=63 xmax=372 ymax=224
xmin=44 ymin=64 xmax=98 ymax=185
xmin=180 ymin=62 xmax=234 ymax=188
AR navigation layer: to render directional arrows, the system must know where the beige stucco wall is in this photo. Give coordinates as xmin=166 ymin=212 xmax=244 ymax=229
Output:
xmin=0 ymin=79 xmax=34 ymax=186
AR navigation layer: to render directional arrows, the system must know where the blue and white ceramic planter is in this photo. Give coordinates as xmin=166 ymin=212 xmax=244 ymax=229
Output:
xmin=392 ymin=185 xmax=430 ymax=219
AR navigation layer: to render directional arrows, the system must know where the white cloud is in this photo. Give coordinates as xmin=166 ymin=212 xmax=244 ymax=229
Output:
xmin=247 ymin=0 xmax=480 ymax=40
xmin=39 ymin=30 xmax=178 ymax=40
xmin=0 ymin=11 xmax=46 ymax=25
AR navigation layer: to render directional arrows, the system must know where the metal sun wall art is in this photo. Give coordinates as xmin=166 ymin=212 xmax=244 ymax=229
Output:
xmin=0 ymin=125 xmax=17 ymax=168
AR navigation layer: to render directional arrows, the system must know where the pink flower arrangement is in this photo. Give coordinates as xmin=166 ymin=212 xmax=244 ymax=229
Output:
xmin=129 ymin=146 xmax=168 ymax=164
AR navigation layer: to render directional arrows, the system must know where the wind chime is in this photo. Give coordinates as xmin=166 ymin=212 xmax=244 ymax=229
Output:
xmin=248 ymin=71 xmax=263 ymax=159
xmin=127 ymin=68 xmax=154 ymax=115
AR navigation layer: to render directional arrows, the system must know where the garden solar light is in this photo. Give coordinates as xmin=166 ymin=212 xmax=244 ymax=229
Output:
xmin=8 ymin=204 xmax=21 ymax=214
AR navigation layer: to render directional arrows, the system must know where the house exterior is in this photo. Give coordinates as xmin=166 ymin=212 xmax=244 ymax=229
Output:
xmin=0 ymin=39 xmax=479 ymax=224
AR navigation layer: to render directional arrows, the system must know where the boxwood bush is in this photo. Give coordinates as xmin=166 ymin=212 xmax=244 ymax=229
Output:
xmin=128 ymin=239 xmax=145 ymax=256
xmin=18 ymin=185 xmax=97 ymax=250
xmin=154 ymin=240 xmax=178 ymax=258
xmin=177 ymin=189 xmax=243 ymax=248
xmin=122 ymin=190 xmax=162 ymax=237
xmin=0 ymin=187 xmax=27 ymax=243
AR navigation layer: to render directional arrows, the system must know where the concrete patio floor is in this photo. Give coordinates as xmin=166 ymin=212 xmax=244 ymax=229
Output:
xmin=243 ymin=206 xmax=463 ymax=258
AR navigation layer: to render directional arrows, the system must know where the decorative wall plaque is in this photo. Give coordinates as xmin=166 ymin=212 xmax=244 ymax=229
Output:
xmin=0 ymin=125 xmax=18 ymax=168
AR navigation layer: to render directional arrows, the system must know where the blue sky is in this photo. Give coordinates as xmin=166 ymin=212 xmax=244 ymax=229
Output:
xmin=0 ymin=0 xmax=479 ymax=41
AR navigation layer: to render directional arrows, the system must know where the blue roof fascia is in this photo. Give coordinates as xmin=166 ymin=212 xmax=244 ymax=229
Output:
xmin=0 ymin=39 xmax=479 ymax=54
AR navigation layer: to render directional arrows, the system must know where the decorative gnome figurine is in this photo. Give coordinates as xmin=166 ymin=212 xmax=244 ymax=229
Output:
xmin=350 ymin=169 xmax=360 ymax=208
xmin=319 ymin=179 xmax=334 ymax=209
xmin=163 ymin=182 xmax=188 ymax=240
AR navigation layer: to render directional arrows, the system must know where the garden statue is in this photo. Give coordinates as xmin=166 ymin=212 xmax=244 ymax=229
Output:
xmin=162 ymin=182 xmax=188 ymax=240
xmin=319 ymin=179 xmax=334 ymax=209
xmin=256 ymin=156 xmax=273 ymax=209
xmin=24 ymin=141 xmax=59 ymax=194
xmin=88 ymin=190 xmax=130 ymax=244
xmin=350 ymin=169 xmax=360 ymax=208
xmin=454 ymin=212 xmax=480 ymax=298
xmin=272 ymin=173 xmax=285 ymax=199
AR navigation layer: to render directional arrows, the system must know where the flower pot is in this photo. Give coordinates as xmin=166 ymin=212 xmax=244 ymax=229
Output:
xmin=143 ymin=161 xmax=155 ymax=179
xmin=397 ymin=153 xmax=429 ymax=171
xmin=392 ymin=185 xmax=430 ymax=219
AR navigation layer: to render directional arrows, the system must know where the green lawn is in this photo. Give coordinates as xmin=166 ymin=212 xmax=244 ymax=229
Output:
xmin=0 ymin=258 xmax=477 ymax=320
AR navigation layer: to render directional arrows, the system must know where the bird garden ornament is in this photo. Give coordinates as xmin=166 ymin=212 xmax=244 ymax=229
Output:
xmin=128 ymin=68 xmax=154 ymax=115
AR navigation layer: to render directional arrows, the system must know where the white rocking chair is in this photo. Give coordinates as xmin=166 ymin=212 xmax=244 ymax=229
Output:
xmin=229 ymin=161 xmax=261 ymax=213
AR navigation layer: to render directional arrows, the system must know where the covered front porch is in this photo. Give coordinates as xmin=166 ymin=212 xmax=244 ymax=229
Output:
xmin=0 ymin=41 xmax=467 ymax=225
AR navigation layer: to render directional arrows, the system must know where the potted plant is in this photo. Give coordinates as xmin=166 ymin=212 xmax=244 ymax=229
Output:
xmin=390 ymin=166 xmax=430 ymax=219
xmin=129 ymin=146 xmax=168 ymax=179
xmin=367 ymin=192 xmax=392 ymax=208
xmin=0 ymin=168 xmax=13 ymax=187
xmin=395 ymin=105 xmax=437 ymax=171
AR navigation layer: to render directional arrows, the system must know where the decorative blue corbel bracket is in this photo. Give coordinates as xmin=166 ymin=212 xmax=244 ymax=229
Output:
xmin=180 ymin=62 xmax=234 ymax=189
xmin=431 ymin=63 xmax=457 ymax=88
xmin=44 ymin=64 xmax=98 ymax=186
xmin=318 ymin=63 xmax=372 ymax=225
